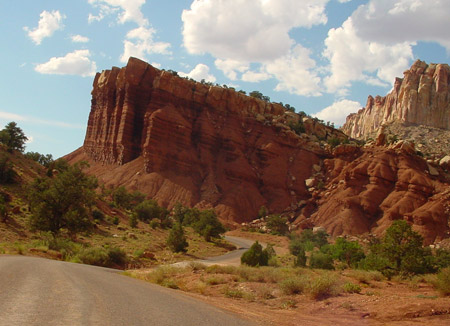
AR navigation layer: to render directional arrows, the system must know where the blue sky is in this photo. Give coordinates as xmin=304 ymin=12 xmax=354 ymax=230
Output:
xmin=0 ymin=0 xmax=449 ymax=158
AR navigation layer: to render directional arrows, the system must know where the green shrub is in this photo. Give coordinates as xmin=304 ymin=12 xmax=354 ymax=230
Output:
xmin=434 ymin=267 xmax=450 ymax=296
xmin=92 ymin=209 xmax=104 ymax=221
xmin=166 ymin=222 xmax=188 ymax=253
xmin=133 ymin=199 xmax=168 ymax=222
xmin=77 ymin=246 xmax=127 ymax=267
xmin=266 ymin=214 xmax=289 ymax=235
xmin=107 ymin=247 xmax=128 ymax=266
xmin=77 ymin=247 xmax=109 ymax=266
xmin=294 ymin=248 xmax=307 ymax=267
xmin=309 ymin=252 xmax=334 ymax=270
xmin=280 ymin=277 xmax=307 ymax=295
xmin=343 ymin=282 xmax=361 ymax=294
xmin=308 ymin=273 xmax=341 ymax=300
xmin=129 ymin=214 xmax=138 ymax=228
xmin=241 ymin=241 xmax=268 ymax=267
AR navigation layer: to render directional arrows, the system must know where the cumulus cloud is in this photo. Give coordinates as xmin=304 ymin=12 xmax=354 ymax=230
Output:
xmin=265 ymin=45 xmax=321 ymax=96
xmin=120 ymin=26 xmax=171 ymax=62
xmin=24 ymin=10 xmax=65 ymax=45
xmin=71 ymin=35 xmax=89 ymax=43
xmin=35 ymin=50 xmax=97 ymax=77
xmin=182 ymin=0 xmax=328 ymax=62
xmin=313 ymin=99 xmax=362 ymax=127
xmin=353 ymin=0 xmax=450 ymax=50
xmin=214 ymin=59 xmax=249 ymax=81
xmin=88 ymin=0 xmax=148 ymax=26
xmin=323 ymin=18 xmax=413 ymax=95
xmin=179 ymin=64 xmax=216 ymax=83
xmin=323 ymin=0 xmax=450 ymax=95
xmin=182 ymin=0 xmax=328 ymax=96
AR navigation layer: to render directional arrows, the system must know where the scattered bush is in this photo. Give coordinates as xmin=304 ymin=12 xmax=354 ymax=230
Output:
xmin=166 ymin=222 xmax=188 ymax=253
xmin=0 ymin=154 xmax=17 ymax=184
xmin=434 ymin=267 xmax=450 ymax=296
xmin=280 ymin=277 xmax=307 ymax=295
xmin=266 ymin=214 xmax=289 ymax=235
xmin=241 ymin=241 xmax=268 ymax=267
xmin=343 ymin=282 xmax=361 ymax=294
xmin=77 ymin=246 xmax=127 ymax=267
xmin=309 ymin=252 xmax=334 ymax=270
xmin=92 ymin=209 xmax=104 ymax=221
xmin=308 ymin=273 xmax=340 ymax=300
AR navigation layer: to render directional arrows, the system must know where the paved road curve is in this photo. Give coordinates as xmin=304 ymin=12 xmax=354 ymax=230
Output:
xmin=0 ymin=255 xmax=257 ymax=326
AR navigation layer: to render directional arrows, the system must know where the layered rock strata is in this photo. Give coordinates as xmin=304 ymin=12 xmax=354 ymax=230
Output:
xmin=342 ymin=60 xmax=450 ymax=138
xmin=78 ymin=57 xmax=336 ymax=223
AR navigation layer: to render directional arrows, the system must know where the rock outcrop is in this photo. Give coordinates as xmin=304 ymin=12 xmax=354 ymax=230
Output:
xmin=296 ymin=146 xmax=450 ymax=244
xmin=73 ymin=57 xmax=339 ymax=224
xmin=67 ymin=57 xmax=450 ymax=243
xmin=342 ymin=60 xmax=450 ymax=139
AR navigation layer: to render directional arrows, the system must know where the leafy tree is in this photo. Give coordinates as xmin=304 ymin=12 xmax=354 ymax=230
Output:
xmin=166 ymin=222 xmax=188 ymax=253
xmin=28 ymin=161 xmax=98 ymax=236
xmin=113 ymin=186 xmax=131 ymax=208
xmin=241 ymin=241 xmax=269 ymax=267
xmin=191 ymin=209 xmax=225 ymax=241
xmin=382 ymin=220 xmax=431 ymax=274
xmin=176 ymin=205 xmax=225 ymax=241
xmin=25 ymin=152 xmax=54 ymax=167
xmin=133 ymin=199 xmax=168 ymax=222
xmin=328 ymin=237 xmax=365 ymax=267
xmin=249 ymin=90 xmax=270 ymax=102
xmin=290 ymin=229 xmax=329 ymax=252
xmin=360 ymin=220 xmax=434 ymax=276
xmin=0 ymin=122 xmax=28 ymax=152
xmin=0 ymin=154 xmax=17 ymax=184
xmin=266 ymin=214 xmax=289 ymax=235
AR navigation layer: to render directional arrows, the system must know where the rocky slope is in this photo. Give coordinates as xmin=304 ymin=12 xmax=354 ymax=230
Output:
xmin=342 ymin=60 xmax=450 ymax=139
xmin=67 ymin=58 xmax=450 ymax=243
xmin=295 ymin=143 xmax=450 ymax=244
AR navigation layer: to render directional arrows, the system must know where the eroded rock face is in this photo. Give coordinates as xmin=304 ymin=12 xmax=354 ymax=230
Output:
xmin=79 ymin=57 xmax=326 ymax=224
xmin=306 ymin=146 xmax=450 ymax=244
xmin=342 ymin=60 xmax=450 ymax=139
xmin=69 ymin=57 xmax=450 ymax=242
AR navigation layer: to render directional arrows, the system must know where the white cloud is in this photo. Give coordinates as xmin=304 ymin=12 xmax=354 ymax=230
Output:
xmin=179 ymin=64 xmax=216 ymax=83
xmin=182 ymin=0 xmax=328 ymax=62
xmin=214 ymin=59 xmax=249 ymax=81
xmin=323 ymin=18 xmax=413 ymax=94
xmin=71 ymin=35 xmax=89 ymax=43
xmin=35 ymin=50 xmax=97 ymax=77
xmin=120 ymin=26 xmax=171 ymax=63
xmin=241 ymin=70 xmax=270 ymax=83
xmin=265 ymin=45 xmax=321 ymax=96
xmin=323 ymin=0 xmax=450 ymax=94
xmin=0 ymin=111 xmax=84 ymax=129
xmin=88 ymin=0 xmax=148 ymax=26
xmin=313 ymin=99 xmax=362 ymax=127
xmin=353 ymin=0 xmax=450 ymax=50
xmin=24 ymin=10 xmax=65 ymax=45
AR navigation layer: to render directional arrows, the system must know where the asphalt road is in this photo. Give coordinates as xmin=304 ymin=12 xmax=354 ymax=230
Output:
xmin=0 ymin=255 xmax=257 ymax=326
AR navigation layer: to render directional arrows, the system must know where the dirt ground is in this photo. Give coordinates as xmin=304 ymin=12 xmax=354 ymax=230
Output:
xmin=178 ymin=275 xmax=450 ymax=326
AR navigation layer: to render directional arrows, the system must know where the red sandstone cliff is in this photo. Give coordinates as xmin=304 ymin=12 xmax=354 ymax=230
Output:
xmin=71 ymin=57 xmax=338 ymax=224
xmin=342 ymin=60 xmax=450 ymax=139
xmin=67 ymin=57 xmax=450 ymax=243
